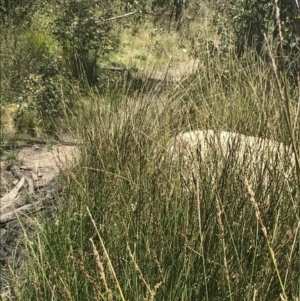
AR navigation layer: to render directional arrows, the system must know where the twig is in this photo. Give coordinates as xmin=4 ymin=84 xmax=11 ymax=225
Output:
xmin=97 ymin=10 xmax=158 ymax=24
xmin=97 ymin=11 xmax=138 ymax=23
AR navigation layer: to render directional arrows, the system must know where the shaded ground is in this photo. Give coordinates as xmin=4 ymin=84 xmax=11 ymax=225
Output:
xmin=0 ymin=142 xmax=78 ymax=298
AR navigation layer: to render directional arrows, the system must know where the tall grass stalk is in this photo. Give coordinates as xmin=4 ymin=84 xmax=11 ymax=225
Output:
xmin=196 ymin=178 xmax=209 ymax=301
xmin=215 ymin=194 xmax=233 ymax=301
xmin=87 ymin=207 xmax=126 ymax=301
xmin=246 ymin=179 xmax=287 ymax=301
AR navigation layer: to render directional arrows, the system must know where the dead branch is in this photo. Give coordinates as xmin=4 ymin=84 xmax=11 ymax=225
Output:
xmin=11 ymin=167 xmax=34 ymax=195
xmin=0 ymin=200 xmax=44 ymax=224
xmin=0 ymin=177 xmax=25 ymax=206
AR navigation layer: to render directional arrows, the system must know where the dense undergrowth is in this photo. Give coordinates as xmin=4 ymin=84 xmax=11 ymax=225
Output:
xmin=1 ymin=0 xmax=300 ymax=300
xmin=7 ymin=54 xmax=300 ymax=300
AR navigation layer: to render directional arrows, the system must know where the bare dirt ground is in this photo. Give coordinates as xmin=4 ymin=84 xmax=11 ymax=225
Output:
xmin=0 ymin=141 xmax=78 ymax=297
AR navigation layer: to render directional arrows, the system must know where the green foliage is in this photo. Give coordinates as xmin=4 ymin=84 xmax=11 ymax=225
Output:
xmin=125 ymin=0 xmax=189 ymax=30
xmin=0 ymin=25 xmax=67 ymax=134
xmin=0 ymin=0 xmax=40 ymax=25
xmin=21 ymin=73 xmax=62 ymax=117
xmin=52 ymin=0 xmax=114 ymax=53
xmin=51 ymin=0 xmax=117 ymax=83
xmin=0 ymin=27 xmax=54 ymax=97
xmin=212 ymin=0 xmax=300 ymax=84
